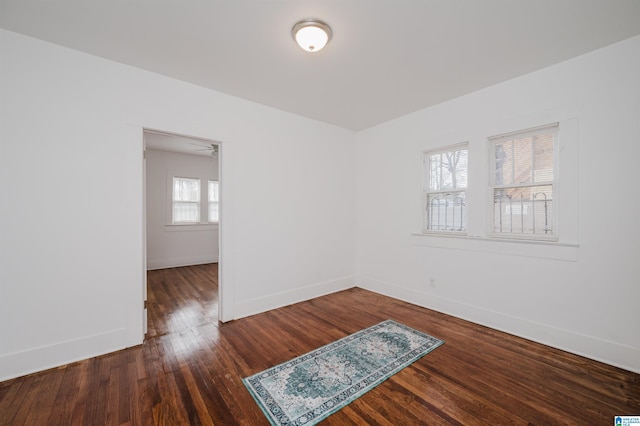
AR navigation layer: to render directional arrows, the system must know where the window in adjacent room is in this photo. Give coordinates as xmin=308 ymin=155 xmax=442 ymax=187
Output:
xmin=172 ymin=177 xmax=200 ymax=224
xmin=488 ymin=123 xmax=558 ymax=240
xmin=422 ymin=143 xmax=468 ymax=233
xmin=208 ymin=180 xmax=219 ymax=223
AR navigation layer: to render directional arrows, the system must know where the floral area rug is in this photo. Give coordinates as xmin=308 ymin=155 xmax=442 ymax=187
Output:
xmin=242 ymin=319 xmax=444 ymax=425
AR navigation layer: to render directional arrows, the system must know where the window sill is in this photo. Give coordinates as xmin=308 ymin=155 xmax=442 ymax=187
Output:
xmin=411 ymin=232 xmax=578 ymax=261
xmin=166 ymin=223 xmax=218 ymax=232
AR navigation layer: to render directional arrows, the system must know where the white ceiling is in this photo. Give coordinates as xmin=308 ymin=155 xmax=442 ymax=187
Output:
xmin=1 ymin=0 xmax=640 ymax=131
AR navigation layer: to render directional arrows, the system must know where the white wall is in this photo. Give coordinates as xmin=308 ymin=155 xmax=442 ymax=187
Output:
xmin=145 ymin=148 xmax=219 ymax=270
xmin=0 ymin=29 xmax=356 ymax=381
xmin=1 ymin=27 xmax=638 ymax=381
xmin=356 ymin=35 xmax=640 ymax=373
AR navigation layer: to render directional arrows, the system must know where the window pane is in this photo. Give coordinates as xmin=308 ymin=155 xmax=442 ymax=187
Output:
xmin=208 ymin=180 xmax=219 ymax=222
xmin=494 ymin=131 xmax=555 ymax=186
xmin=173 ymin=177 xmax=200 ymax=202
xmin=209 ymin=203 xmax=219 ymax=222
xmin=173 ymin=202 xmax=200 ymax=223
xmin=425 ymin=192 xmax=466 ymax=232
xmin=533 ymin=133 xmax=554 ymax=182
xmin=208 ymin=180 xmax=219 ymax=202
xmin=491 ymin=185 xmax=553 ymax=235
xmin=428 ymin=148 xmax=468 ymax=191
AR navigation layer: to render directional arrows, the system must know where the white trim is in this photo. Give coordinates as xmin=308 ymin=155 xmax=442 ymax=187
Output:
xmin=165 ymin=223 xmax=218 ymax=232
xmin=234 ymin=276 xmax=355 ymax=320
xmin=126 ymin=124 xmax=146 ymax=347
xmin=421 ymin=141 xmax=469 ymax=156
xmin=420 ymin=229 xmax=467 ymax=237
xmin=147 ymin=256 xmax=218 ymax=271
xmin=217 ymin=138 xmax=235 ymax=322
xmin=132 ymin=119 xmax=235 ymax=324
xmin=424 ymin=188 xmax=467 ymax=196
xmin=411 ymin=232 xmax=578 ymax=261
xmin=0 ymin=328 xmax=128 ymax=382
xmin=488 ymin=122 xmax=560 ymax=141
xmin=357 ymin=275 xmax=640 ymax=374
xmin=485 ymin=231 xmax=558 ymax=243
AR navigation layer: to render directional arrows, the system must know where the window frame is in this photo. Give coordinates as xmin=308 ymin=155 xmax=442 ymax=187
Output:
xmin=487 ymin=123 xmax=559 ymax=242
xmin=422 ymin=142 xmax=469 ymax=235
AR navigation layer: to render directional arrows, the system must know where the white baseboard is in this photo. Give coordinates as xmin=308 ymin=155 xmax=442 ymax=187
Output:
xmin=0 ymin=328 xmax=129 ymax=382
xmin=234 ymin=276 xmax=356 ymax=320
xmin=146 ymin=255 xmax=218 ymax=270
xmin=357 ymin=275 xmax=640 ymax=374
xmin=5 ymin=275 xmax=636 ymax=382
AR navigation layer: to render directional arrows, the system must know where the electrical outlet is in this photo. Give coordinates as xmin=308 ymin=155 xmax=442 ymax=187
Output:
xmin=429 ymin=278 xmax=436 ymax=288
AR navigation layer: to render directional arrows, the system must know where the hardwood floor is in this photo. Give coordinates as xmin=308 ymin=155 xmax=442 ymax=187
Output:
xmin=1 ymin=263 xmax=638 ymax=425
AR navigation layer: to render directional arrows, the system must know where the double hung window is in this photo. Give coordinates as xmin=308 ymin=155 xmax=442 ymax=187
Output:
xmin=421 ymin=122 xmax=561 ymax=243
xmin=488 ymin=123 xmax=558 ymax=240
xmin=422 ymin=144 xmax=468 ymax=233
xmin=172 ymin=177 xmax=201 ymax=224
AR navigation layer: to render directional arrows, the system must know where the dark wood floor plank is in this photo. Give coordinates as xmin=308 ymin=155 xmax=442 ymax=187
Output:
xmin=5 ymin=374 xmax=46 ymax=425
xmin=0 ymin=380 xmax=32 ymax=426
xmin=45 ymin=366 xmax=76 ymax=425
xmin=1 ymin=263 xmax=638 ymax=425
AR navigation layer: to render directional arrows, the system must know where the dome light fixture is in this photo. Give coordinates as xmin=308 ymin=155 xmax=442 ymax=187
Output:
xmin=292 ymin=19 xmax=332 ymax=53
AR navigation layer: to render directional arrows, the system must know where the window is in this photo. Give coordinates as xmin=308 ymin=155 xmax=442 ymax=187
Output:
xmin=489 ymin=123 xmax=558 ymax=240
xmin=208 ymin=180 xmax=219 ymax=223
xmin=422 ymin=144 xmax=468 ymax=233
xmin=172 ymin=177 xmax=200 ymax=224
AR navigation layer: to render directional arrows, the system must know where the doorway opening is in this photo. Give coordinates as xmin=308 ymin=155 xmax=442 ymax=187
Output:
xmin=143 ymin=129 xmax=221 ymax=337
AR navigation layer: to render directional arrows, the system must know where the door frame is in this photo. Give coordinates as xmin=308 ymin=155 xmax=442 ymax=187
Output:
xmin=139 ymin=126 xmax=234 ymax=338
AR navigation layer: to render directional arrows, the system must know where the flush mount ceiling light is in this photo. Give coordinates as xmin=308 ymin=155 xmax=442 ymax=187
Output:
xmin=292 ymin=19 xmax=332 ymax=53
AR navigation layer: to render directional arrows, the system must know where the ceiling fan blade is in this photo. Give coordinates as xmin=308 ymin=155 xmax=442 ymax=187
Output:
xmin=188 ymin=142 xmax=210 ymax=149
